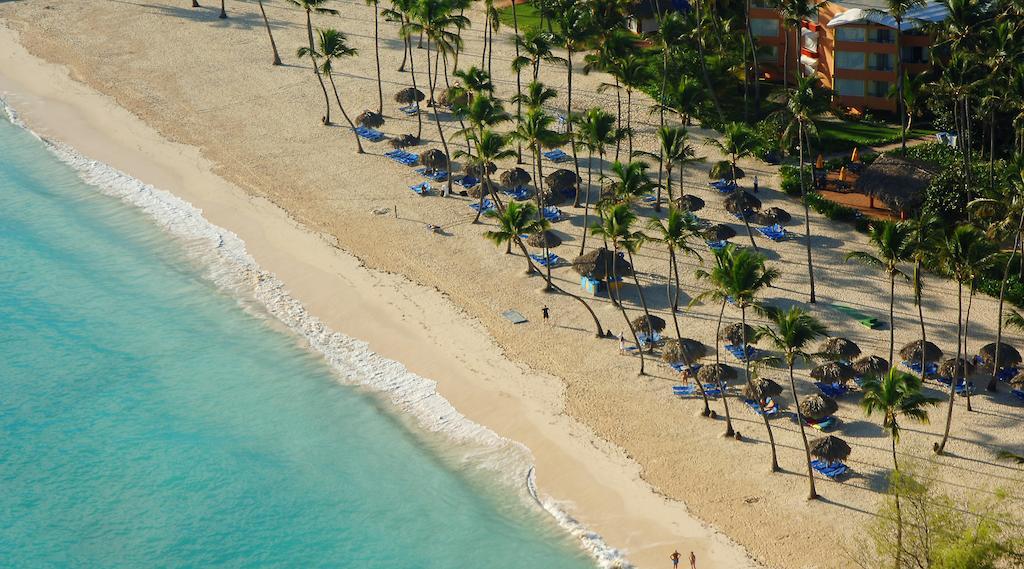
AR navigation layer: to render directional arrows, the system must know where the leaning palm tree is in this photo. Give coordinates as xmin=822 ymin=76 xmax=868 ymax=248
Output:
xmin=861 ymin=368 xmax=939 ymax=568
xmin=704 ymin=122 xmax=756 ymax=182
xmin=458 ymin=129 xmax=516 ymax=223
xmin=298 ymin=29 xmax=364 ymax=153
xmin=610 ymin=54 xmax=651 ymax=159
xmin=257 ymin=0 xmax=283 ymax=65
xmin=574 ymin=107 xmax=621 ymax=254
xmin=845 ymin=220 xmax=914 ymax=366
xmin=287 ymin=0 xmax=339 ymax=124
xmin=483 ymin=200 xmax=548 ymax=271
xmin=756 ymin=307 xmax=827 ymax=498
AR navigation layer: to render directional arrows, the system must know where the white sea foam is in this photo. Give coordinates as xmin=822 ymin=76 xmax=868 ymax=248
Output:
xmin=2 ymin=98 xmax=633 ymax=569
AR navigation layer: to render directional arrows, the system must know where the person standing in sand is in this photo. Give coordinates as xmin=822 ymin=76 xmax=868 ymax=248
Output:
xmin=542 ymin=305 xmax=549 ymax=323
xmin=618 ymin=332 xmax=626 ymax=354
xmin=690 ymin=551 xmax=697 ymax=568
xmin=670 ymin=550 xmax=681 ymax=568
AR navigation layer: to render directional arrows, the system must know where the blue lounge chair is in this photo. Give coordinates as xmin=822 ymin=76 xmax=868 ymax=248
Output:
xmin=709 ymin=179 xmax=737 ymax=193
xmin=1012 ymin=389 xmax=1024 ymax=402
xmin=637 ymin=332 xmax=663 ymax=347
xmin=936 ymin=376 xmax=975 ymax=395
xmin=725 ymin=343 xmax=762 ymax=361
xmin=673 ymin=384 xmax=722 ymax=398
xmin=543 ymin=149 xmax=570 ymax=163
xmin=804 ymin=416 xmax=838 ymax=431
xmin=757 ymin=224 xmax=787 ymax=242
xmin=997 ymin=367 xmax=1018 ymax=382
xmin=415 ymin=167 xmax=448 ymax=181
xmin=642 ymin=194 xmax=658 ymax=204
xmin=354 ymin=126 xmax=386 ymax=142
xmin=529 ymin=253 xmax=562 ymax=267
xmin=745 ymin=397 xmax=778 ymax=416
xmin=409 ymin=182 xmax=431 ymax=196
xmin=399 ymin=104 xmax=419 ymax=116
xmin=706 ymin=240 xmax=728 ymax=251
xmin=730 ymin=209 xmax=754 ymax=221
xmin=542 ymin=206 xmax=564 ymax=222
xmin=902 ymin=360 xmax=939 ymax=378
xmin=811 ymin=459 xmax=848 ymax=479
xmin=503 ymin=186 xmax=530 ymax=200
xmin=815 ymin=382 xmax=849 ymax=399
xmin=385 ymin=149 xmax=419 ymax=166
xmin=458 ymin=175 xmax=479 ymax=188
xmin=669 ymin=362 xmax=701 ymax=374
xmin=469 ymin=199 xmax=496 ymax=213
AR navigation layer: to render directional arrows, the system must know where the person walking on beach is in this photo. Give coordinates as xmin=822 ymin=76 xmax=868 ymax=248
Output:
xmin=752 ymin=175 xmax=759 ymax=193
xmin=542 ymin=305 xmax=549 ymax=323
xmin=690 ymin=551 xmax=697 ymax=568
xmin=618 ymin=332 xmax=626 ymax=354
xmin=670 ymin=550 xmax=681 ymax=568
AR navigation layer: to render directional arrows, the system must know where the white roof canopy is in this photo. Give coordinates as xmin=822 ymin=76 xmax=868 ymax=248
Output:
xmin=826 ymin=2 xmax=949 ymax=30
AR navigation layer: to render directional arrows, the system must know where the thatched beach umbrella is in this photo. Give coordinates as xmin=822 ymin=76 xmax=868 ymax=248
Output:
xmin=465 ymin=161 xmax=497 ymax=179
xmin=938 ymin=357 xmax=976 ymax=379
xmin=500 ymin=167 xmax=531 ymax=188
xmin=676 ymin=194 xmax=705 ymax=212
xmin=754 ymin=207 xmax=791 ymax=225
xmin=394 ymin=87 xmax=425 ymax=104
xmin=546 ymin=169 xmax=581 ymax=192
xmin=800 ymin=393 xmax=838 ymax=420
xmin=819 ymin=337 xmax=862 ymax=361
xmin=702 ymin=223 xmax=736 ymax=241
xmin=438 ymin=86 xmax=468 ymax=108
xmin=572 ymin=247 xmax=633 ymax=280
xmin=811 ymin=361 xmax=855 ymax=384
xmin=389 ymin=134 xmax=419 ymax=149
xmin=852 ymin=355 xmax=889 ymax=378
xmin=723 ymin=191 xmax=762 ymax=214
xmin=662 ymin=338 xmax=708 ymax=363
xmin=467 ymin=178 xmax=498 ymax=199
xmin=356 ymin=110 xmax=385 ymax=128
xmin=978 ymin=342 xmax=1022 ymax=370
xmin=631 ymin=314 xmax=667 ymax=334
xmin=697 ymin=363 xmax=736 ymax=384
xmin=1010 ymin=371 xmax=1024 ymax=388
xmin=720 ymin=322 xmax=756 ymax=346
xmin=420 ymin=149 xmax=449 ymax=171
xmin=899 ymin=340 xmax=943 ymax=363
xmin=527 ymin=231 xmax=562 ymax=249
xmin=709 ymin=161 xmax=744 ymax=180
xmin=538 ymin=187 xmax=565 ymax=206
xmin=743 ymin=377 xmax=783 ymax=402
xmin=809 ymin=435 xmax=851 ymax=464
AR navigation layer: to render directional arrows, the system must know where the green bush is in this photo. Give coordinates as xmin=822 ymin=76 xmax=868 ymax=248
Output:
xmin=779 ymin=165 xmax=810 ymax=197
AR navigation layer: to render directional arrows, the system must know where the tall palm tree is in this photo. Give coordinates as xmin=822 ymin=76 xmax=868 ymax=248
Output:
xmin=509 ymin=0 xmax=524 ymax=163
xmin=934 ymin=225 xmax=999 ymax=455
xmin=705 ymin=122 xmax=757 ymax=182
xmin=556 ymin=5 xmax=594 ymax=212
xmin=512 ymin=80 xmax=558 ymax=113
xmin=613 ymin=55 xmax=651 ymax=159
xmin=906 ymin=213 xmax=940 ymax=379
xmin=573 ymin=108 xmax=620 ymax=255
xmin=367 ymin=0 xmax=385 ymax=113
xmin=257 ymin=0 xmax=283 ymax=66
xmin=870 ymin=0 xmax=926 ymax=152
xmin=460 ymin=126 xmax=513 ymax=223
xmin=845 ymin=221 xmax=915 ymax=366
xmin=483 ymin=200 xmax=548 ymax=270
xmin=298 ymin=29 xmax=364 ymax=153
xmin=288 ymin=0 xmax=340 ymax=125
xmin=604 ymin=160 xmax=657 ymax=205
xmin=648 ymin=207 xmax=702 ymax=317
xmin=635 ymin=126 xmax=701 ymax=211
xmin=512 ymin=30 xmax=564 ymax=82
xmin=861 ymin=368 xmax=939 ymax=568
xmin=584 ymin=31 xmax=632 ymax=162
xmin=691 ymin=247 xmax=738 ymax=438
xmin=384 ymin=0 xmax=424 ymax=138
xmin=756 ymin=307 xmax=827 ymax=498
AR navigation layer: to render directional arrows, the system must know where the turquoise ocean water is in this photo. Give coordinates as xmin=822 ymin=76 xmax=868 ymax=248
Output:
xmin=0 ymin=110 xmax=602 ymax=568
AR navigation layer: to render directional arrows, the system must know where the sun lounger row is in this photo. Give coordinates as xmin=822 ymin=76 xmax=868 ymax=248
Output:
xmin=935 ymin=376 xmax=975 ymax=395
xmin=725 ymin=343 xmax=763 ymax=361
xmin=706 ymin=240 xmax=728 ymax=251
xmin=385 ymin=149 xmax=419 ymax=166
xmin=415 ymin=167 xmax=448 ymax=181
xmin=811 ymin=459 xmax=848 ymax=479
xmin=744 ymin=397 xmax=778 ymax=416
xmin=902 ymin=360 xmax=939 ymax=377
xmin=673 ymin=384 xmax=723 ymax=398
xmin=529 ymin=253 xmax=563 ymax=267
xmin=503 ymin=186 xmax=530 ymax=200
xmin=399 ymin=104 xmax=419 ymax=116
xmin=354 ymin=126 xmax=386 ymax=142
xmin=469 ymin=199 xmax=495 ymax=213
xmin=709 ymin=179 xmax=737 ymax=193
xmin=543 ymin=149 xmax=570 ymax=163
xmin=815 ymin=382 xmax=850 ymax=399
xmin=458 ymin=175 xmax=479 ymax=189
xmin=730 ymin=209 xmax=754 ymax=221
xmin=757 ymin=224 xmax=787 ymax=242
xmin=637 ymin=332 xmax=663 ymax=347
xmin=997 ymin=366 xmax=1018 ymax=382
xmin=409 ymin=182 xmax=431 ymax=196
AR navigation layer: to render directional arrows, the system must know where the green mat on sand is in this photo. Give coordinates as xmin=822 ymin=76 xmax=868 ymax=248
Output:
xmin=833 ymin=304 xmax=882 ymax=329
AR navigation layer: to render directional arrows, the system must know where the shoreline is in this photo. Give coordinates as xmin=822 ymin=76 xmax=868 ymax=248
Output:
xmin=0 ymin=22 xmax=760 ymax=569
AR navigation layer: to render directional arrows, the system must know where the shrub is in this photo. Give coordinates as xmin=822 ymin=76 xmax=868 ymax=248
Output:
xmin=779 ymin=165 xmax=810 ymax=197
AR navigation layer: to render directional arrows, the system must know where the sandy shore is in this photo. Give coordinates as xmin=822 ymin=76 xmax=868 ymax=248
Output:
xmin=1 ymin=1 xmax=1021 ymax=568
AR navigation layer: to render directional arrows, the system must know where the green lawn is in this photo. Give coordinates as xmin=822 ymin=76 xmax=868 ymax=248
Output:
xmin=496 ymin=1 xmax=559 ymax=36
xmin=817 ymin=120 xmax=934 ymax=151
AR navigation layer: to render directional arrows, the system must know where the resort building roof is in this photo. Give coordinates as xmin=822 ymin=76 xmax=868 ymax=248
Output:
xmin=825 ymin=0 xmax=950 ymax=30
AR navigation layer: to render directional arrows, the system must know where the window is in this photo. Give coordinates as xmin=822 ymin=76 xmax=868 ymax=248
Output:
xmin=868 ymin=53 xmax=893 ymax=71
xmin=836 ymin=78 xmax=866 ymax=97
xmin=836 ymin=51 xmax=865 ymax=70
xmin=751 ymin=0 xmax=773 ymax=7
xmin=872 ymin=28 xmax=894 ymax=43
xmin=869 ymin=80 xmax=891 ymax=97
xmin=835 ymin=27 xmax=865 ymax=42
xmin=757 ymin=44 xmax=779 ymax=60
xmin=901 ymin=46 xmax=930 ymax=64
xmin=751 ymin=18 xmax=779 ymax=37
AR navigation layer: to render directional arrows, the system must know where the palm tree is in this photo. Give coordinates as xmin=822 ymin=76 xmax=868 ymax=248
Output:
xmin=705 ymin=122 xmax=757 ymax=182
xmin=592 ymin=203 xmax=650 ymax=375
xmin=287 ymin=0 xmax=339 ymax=124
xmin=604 ymin=161 xmax=656 ymax=205
xmin=219 ymin=0 xmax=227 ymax=18
xmin=556 ymin=5 xmax=594 ymax=212
xmin=612 ymin=55 xmax=651 ymax=159
xmin=648 ymin=207 xmax=702 ymax=316
xmin=512 ymin=30 xmax=564 ymax=82
xmin=756 ymin=307 xmax=827 ymax=498
xmin=574 ymin=108 xmax=621 ymax=255
xmin=509 ymin=0 xmax=524 ymax=163
xmin=483 ymin=200 xmax=548 ymax=270
xmin=460 ymin=127 xmax=514 ymax=223
xmin=636 ymin=126 xmax=701 ymax=211
xmin=861 ymin=368 xmax=939 ymax=568
xmin=584 ymin=31 xmax=632 ymax=162
xmin=257 ymin=0 xmax=283 ymax=66
xmin=512 ymin=80 xmax=558 ymax=113
xmin=845 ymin=221 xmax=914 ymax=366
xmin=298 ymin=29 xmax=364 ymax=153
xmin=869 ymin=0 xmax=926 ymax=152
xmin=656 ymin=77 xmax=707 ymax=128
xmin=906 ymin=213 xmax=940 ymax=380
xmin=934 ymin=225 xmax=1000 ymax=455
xmin=887 ymin=72 xmax=929 ymax=135
xmin=366 ymin=0 xmax=384 ymax=114
xmin=509 ymin=109 xmax=564 ymax=255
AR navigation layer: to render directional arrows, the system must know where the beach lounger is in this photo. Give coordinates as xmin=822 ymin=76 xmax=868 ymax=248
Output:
xmin=673 ymin=384 xmax=722 ymax=398
xmin=833 ymin=303 xmax=882 ymax=330
xmin=409 ymin=182 xmax=431 ymax=196
xmin=936 ymin=376 xmax=975 ymax=395
xmin=399 ymin=104 xmax=420 ymax=116
xmin=415 ymin=167 xmax=448 ymax=181
xmin=745 ymin=397 xmax=778 ymax=416
xmin=815 ymin=382 xmax=849 ymax=399
xmin=385 ymin=150 xmax=419 ymax=166
xmin=725 ymin=343 xmax=762 ymax=361
xmin=709 ymin=179 xmax=737 ymax=193
xmin=642 ymin=194 xmax=658 ymax=204
xmin=354 ymin=126 xmax=386 ymax=142
xmin=669 ymin=362 xmax=701 ymax=374
xmin=542 ymin=206 xmax=564 ymax=222
xmin=706 ymin=240 xmax=728 ymax=252
xmin=502 ymin=186 xmax=530 ymax=200
xmin=543 ymin=149 xmax=570 ymax=163
xmin=469 ymin=199 xmax=496 ymax=213
xmin=529 ymin=253 xmax=563 ymax=267
xmin=458 ymin=175 xmax=479 ymax=189
xmin=811 ymin=459 xmax=848 ymax=479
xmin=997 ymin=367 xmax=1018 ymax=382
xmin=730 ymin=209 xmax=754 ymax=221
xmin=1012 ymin=389 xmax=1024 ymax=402
xmin=757 ymin=224 xmax=787 ymax=242
xmin=902 ymin=360 xmax=939 ymax=378
xmin=804 ymin=415 xmax=838 ymax=431
xmin=637 ymin=332 xmax=663 ymax=347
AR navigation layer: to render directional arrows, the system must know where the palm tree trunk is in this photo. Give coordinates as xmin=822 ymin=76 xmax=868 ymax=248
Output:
xmin=626 ymin=89 xmax=634 ymax=160
xmin=257 ymin=1 xmax=282 ymax=66
xmin=935 ymin=281 xmax=963 ymax=454
xmin=425 ymin=38 xmax=454 ymax=197
xmin=614 ymin=81 xmax=623 ymax=162
xmin=800 ymin=122 xmax=816 ymax=303
xmin=668 ymin=263 xmax=710 ymax=416
xmin=716 ymin=300 xmax=735 ymax=437
xmin=407 ymin=21 xmax=423 ymax=140
xmin=306 ymin=12 xmax=332 ymax=125
xmin=790 ymin=362 xmax=818 ymax=499
xmin=692 ymin=9 xmax=723 ymax=121
xmin=480 ymin=11 xmax=489 ymax=67
xmin=567 ymin=49 xmax=582 ymax=209
xmin=512 ymin=1 xmax=523 ymax=165
xmin=536 ymin=143 xmax=553 ymax=289
xmin=744 ymin=305 xmax=778 ymax=471
xmin=626 ymin=249 xmax=655 ymax=354
xmin=989 ymin=211 xmax=1024 ymax=392
xmin=783 ymin=25 xmax=789 ymax=92
xmin=662 ymin=163 xmax=672 ymax=216
xmin=327 ymin=73 xmax=364 ymax=154
xmin=963 ymin=286 xmax=975 ymax=411
xmin=399 ymin=35 xmax=409 ymax=72
xmin=889 ymin=271 xmax=896 ymax=366
xmin=373 ymin=3 xmax=384 ymax=114
xmin=579 ymin=150 xmax=596 ymax=255
xmin=219 ymin=0 xmax=226 ymax=18
xmin=896 ymin=21 xmax=906 ymax=153
xmin=672 ymin=242 xmax=682 ymax=312
xmin=613 ymin=245 xmax=645 ymax=375
xmin=745 ymin=0 xmax=761 ymax=116
xmin=892 ymin=435 xmax=903 ymax=569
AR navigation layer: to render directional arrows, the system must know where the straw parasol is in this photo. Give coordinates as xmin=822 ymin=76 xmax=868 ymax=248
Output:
xmin=356 ymin=110 xmax=385 ymax=128
xmin=811 ymin=361 xmax=855 ymax=384
xmin=420 ymin=149 xmax=448 ymax=171
xmin=676 ymin=194 xmax=705 ymax=212
xmin=800 ymin=393 xmax=839 ymax=420
xmin=538 ymin=187 xmax=565 ymax=206
xmin=723 ymin=191 xmax=761 ymax=214
xmin=500 ymin=167 xmax=531 ymax=188
xmin=465 ymin=161 xmax=497 ymax=178
xmin=466 ymin=178 xmax=497 ymax=199
xmin=438 ymin=86 xmax=468 ymax=108
xmin=697 ymin=363 xmax=736 ymax=384
xmin=546 ymin=169 xmax=581 ymax=192
xmin=702 ymin=223 xmax=736 ymax=241
xmin=389 ymin=134 xmax=419 ymax=149
xmin=1010 ymin=371 xmax=1024 ymax=388
xmin=709 ymin=161 xmax=744 ymax=180
xmin=938 ymin=357 xmax=976 ymax=379
xmin=742 ymin=377 xmax=783 ymax=402
xmin=527 ymin=231 xmax=562 ymax=248
xmin=394 ymin=87 xmax=425 ymax=104
xmin=572 ymin=247 xmax=633 ymax=280
xmin=720 ymin=322 xmax=756 ymax=346
xmin=977 ymin=342 xmax=1022 ymax=370
xmin=899 ymin=340 xmax=943 ymax=363
xmin=809 ymin=435 xmax=851 ymax=464
xmin=819 ymin=337 xmax=862 ymax=361
xmin=854 ymin=154 xmax=937 ymax=212
xmin=662 ymin=338 xmax=708 ymax=363
xmin=754 ymin=207 xmax=791 ymax=225
xmin=631 ymin=314 xmax=667 ymax=334
xmin=815 ymin=154 xmax=825 ymax=169
xmin=852 ymin=355 xmax=889 ymax=378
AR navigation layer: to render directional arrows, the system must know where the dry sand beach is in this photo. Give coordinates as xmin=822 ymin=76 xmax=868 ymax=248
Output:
xmin=1 ymin=1 xmax=1022 ymax=568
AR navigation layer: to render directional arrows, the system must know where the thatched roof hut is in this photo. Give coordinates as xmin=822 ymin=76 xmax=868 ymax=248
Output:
xmin=394 ymin=87 xmax=425 ymax=104
xmin=467 ymin=178 xmax=498 ymax=199
xmin=723 ymin=191 xmax=761 ymax=214
xmin=702 ymin=223 xmax=736 ymax=241
xmin=546 ymin=169 xmax=581 ymax=191
xmin=420 ymin=149 xmax=449 ymax=171
xmin=697 ymin=363 xmax=736 ymax=384
xmin=852 ymin=355 xmax=889 ymax=378
xmin=809 ymin=435 xmax=851 ymax=463
xmin=389 ymin=134 xmax=419 ymax=149
xmin=754 ymin=207 xmax=791 ymax=226
xmin=743 ymin=377 xmax=783 ymax=402
xmin=720 ymin=322 xmax=756 ymax=346
xmin=900 ymin=340 xmax=943 ymax=363
xmin=677 ymin=194 xmax=705 ymax=212
xmin=500 ymin=167 xmax=531 ymax=188
xmin=572 ymin=247 xmax=633 ymax=280
xmin=526 ymin=231 xmax=562 ymax=249
xmin=819 ymin=337 xmax=862 ymax=361
xmin=977 ymin=342 xmax=1022 ymax=370
xmin=811 ymin=361 xmax=855 ymax=384
xmin=854 ymin=154 xmax=938 ymax=212
xmin=938 ymin=357 xmax=976 ymax=379
xmin=465 ymin=161 xmax=497 ymax=178
xmin=356 ymin=110 xmax=385 ymax=128
xmin=800 ymin=393 xmax=838 ymax=420
xmin=662 ymin=338 xmax=708 ymax=363
xmin=631 ymin=314 xmax=667 ymax=334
